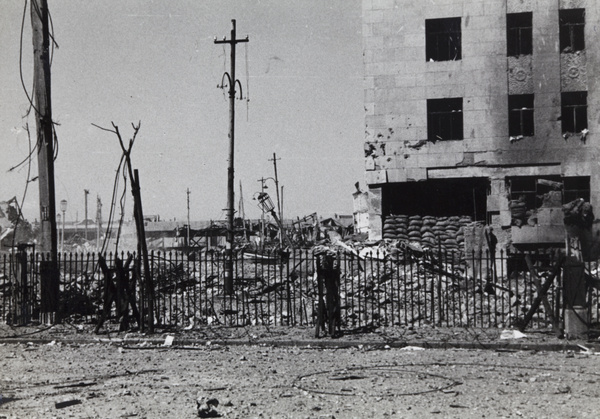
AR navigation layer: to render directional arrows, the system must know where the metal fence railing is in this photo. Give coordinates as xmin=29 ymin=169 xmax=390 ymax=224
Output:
xmin=1 ymin=248 xmax=599 ymax=331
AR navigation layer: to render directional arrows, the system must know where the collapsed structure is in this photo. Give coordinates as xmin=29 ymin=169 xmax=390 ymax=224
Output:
xmin=362 ymin=0 xmax=598 ymax=255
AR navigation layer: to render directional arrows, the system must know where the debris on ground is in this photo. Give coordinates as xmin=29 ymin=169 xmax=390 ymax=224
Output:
xmin=197 ymin=397 xmax=220 ymax=418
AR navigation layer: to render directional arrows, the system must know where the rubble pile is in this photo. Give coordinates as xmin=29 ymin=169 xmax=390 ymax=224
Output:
xmin=382 ymin=215 xmax=473 ymax=252
xmin=1 ymin=247 xmax=574 ymax=331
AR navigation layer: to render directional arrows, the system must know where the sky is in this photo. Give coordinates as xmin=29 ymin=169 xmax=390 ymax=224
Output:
xmin=0 ymin=0 xmax=364 ymax=224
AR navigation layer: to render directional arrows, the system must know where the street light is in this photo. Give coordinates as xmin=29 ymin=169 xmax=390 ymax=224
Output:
xmin=258 ymin=177 xmax=284 ymax=247
xmin=254 ymin=192 xmax=292 ymax=248
xmin=60 ymin=199 xmax=67 ymax=253
xmin=56 ymin=213 xmax=61 ymax=253
xmin=256 ymin=192 xmax=274 ymax=213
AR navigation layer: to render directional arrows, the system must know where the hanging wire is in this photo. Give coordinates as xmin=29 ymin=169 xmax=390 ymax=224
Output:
xmin=98 ymin=154 xmax=125 ymax=255
xmin=46 ymin=4 xmax=59 ymax=65
xmin=19 ymin=0 xmax=38 ymax=117
xmin=9 ymin=124 xmax=35 ymax=282
xmin=245 ymin=42 xmax=250 ymax=121
xmin=20 ymin=0 xmax=61 ymax=164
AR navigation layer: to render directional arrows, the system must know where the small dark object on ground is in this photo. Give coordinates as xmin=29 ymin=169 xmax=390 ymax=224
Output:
xmin=55 ymin=399 xmax=82 ymax=409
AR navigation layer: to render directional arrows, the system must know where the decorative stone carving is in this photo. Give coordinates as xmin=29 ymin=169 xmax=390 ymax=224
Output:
xmin=561 ymin=51 xmax=587 ymax=92
xmin=508 ymin=55 xmax=533 ymax=94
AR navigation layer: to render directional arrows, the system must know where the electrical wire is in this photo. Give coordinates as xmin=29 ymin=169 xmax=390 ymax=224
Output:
xmin=19 ymin=0 xmax=38 ymax=118
xmin=21 ymin=0 xmax=61 ymax=164
xmin=245 ymin=42 xmax=250 ymax=121
xmin=7 ymin=124 xmax=35 ymax=324
xmin=99 ymin=154 xmax=125 ymax=255
xmin=47 ymin=2 xmax=59 ymax=65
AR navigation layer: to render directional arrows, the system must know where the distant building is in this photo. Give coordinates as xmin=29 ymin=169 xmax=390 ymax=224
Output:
xmin=362 ymin=0 xmax=597 ymax=249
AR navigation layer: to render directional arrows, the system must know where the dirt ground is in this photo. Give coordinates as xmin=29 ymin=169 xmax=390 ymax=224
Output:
xmin=1 ymin=323 xmax=600 ymax=418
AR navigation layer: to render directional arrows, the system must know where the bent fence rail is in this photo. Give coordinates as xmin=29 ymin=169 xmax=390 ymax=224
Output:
xmin=1 ymin=248 xmax=599 ymax=330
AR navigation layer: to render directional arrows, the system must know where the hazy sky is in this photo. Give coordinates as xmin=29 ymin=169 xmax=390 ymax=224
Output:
xmin=0 ymin=0 xmax=364 ymax=223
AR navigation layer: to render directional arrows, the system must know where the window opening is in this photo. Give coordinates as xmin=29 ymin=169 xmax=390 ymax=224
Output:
xmin=426 ymin=17 xmax=461 ymax=61
xmin=507 ymin=12 xmax=532 ymax=57
xmin=427 ymin=97 xmax=463 ymax=141
xmin=561 ymin=91 xmax=587 ymax=134
xmin=563 ymin=176 xmax=590 ymax=203
xmin=559 ymin=9 xmax=585 ymax=52
xmin=382 ymin=178 xmax=488 ymax=221
xmin=508 ymin=94 xmax=534 ymax=137
xmin=508 ymin=176 xmax=590 ymax=226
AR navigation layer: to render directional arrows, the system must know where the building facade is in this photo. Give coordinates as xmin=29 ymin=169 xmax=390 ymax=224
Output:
xmin=363 ymin=0 xmax=599 ymax=250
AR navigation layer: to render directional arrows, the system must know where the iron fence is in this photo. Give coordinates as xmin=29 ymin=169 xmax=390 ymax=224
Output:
xmin=1 ymin=248 xmax=599 ymax=331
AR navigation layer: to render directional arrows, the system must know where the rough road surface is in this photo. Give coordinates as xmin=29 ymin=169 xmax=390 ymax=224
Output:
xmin=1 ymin=323 xmax=599 ymax=418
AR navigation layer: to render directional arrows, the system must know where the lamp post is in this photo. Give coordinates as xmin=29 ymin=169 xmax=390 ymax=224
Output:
xmin=84 ymin=189 xmax=89 ymax=241
xmin=56 ymin=213 xmax=61 ymax=253
xmin=60 ymin=199 xmax=67 ymax=253
xmin=258 ymin=177 xmax=283 ymax=247
xmin=255 ymin=192 xmax=292 ymax=248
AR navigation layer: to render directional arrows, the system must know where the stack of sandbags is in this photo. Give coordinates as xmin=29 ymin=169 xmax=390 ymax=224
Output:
xmin=509 ymin=199 xmax=527 ymax=226
xmin=382 ymin=214 xmax=473 ymax=252
xmin=382 ymin=215 xmax=404 ymax=240
xmin=420 ymin=216 xmax=437 ymax=245
xmin=407 ymin=215 xmax=423 ymax=241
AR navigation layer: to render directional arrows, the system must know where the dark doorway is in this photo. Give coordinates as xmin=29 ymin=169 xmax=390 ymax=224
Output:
xmin=382 ymin=178 xmax=488 ymax=221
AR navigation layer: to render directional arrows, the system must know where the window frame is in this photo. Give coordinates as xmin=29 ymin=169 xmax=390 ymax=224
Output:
xmin=559 ymin=9 xmax=585 ymax=52
xmin=508 ymin=175 xmax=590 ymax=210
xmin=508 ymin=94 xmax=534 ymax=137
xmin=507 ymin=12 xmax=533 ymax=57
xmin=563 ymin=176 xmax=590 ymax=203
xmin=561 ymin=91 xmax=588 ymax=134
xmin=427 ymin=97 xmax=463 ymax=141
xmin=426 ymin=17 xmax=462 ymax=62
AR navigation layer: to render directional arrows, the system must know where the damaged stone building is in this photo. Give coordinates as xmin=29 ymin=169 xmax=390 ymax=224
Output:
xmin=363 ymin=0 xmax=599 ymax=252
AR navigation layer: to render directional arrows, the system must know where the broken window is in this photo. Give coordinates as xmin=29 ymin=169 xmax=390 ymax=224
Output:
xmin=507 ymin=12 xmax=532 ymax=57
xmin=508 ymin=94 xmax=534 ymax=137
xmin=559 ymin=9 xmax=585 ymax=52
xmin=509 ymin=177 xmax=549 ymax=213
xmin=508 ymin=176 xmax=590 ymax=226
xmin=426 ymin=17 xmax=461 ymax=61
xmin=561 ymin=91 xmax=587 ymax=134
xmin=427 ymin=97 xmax=463 ymax=141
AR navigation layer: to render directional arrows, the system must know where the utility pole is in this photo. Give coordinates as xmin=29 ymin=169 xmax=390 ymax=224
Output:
xmin=269 ymin=153 xmax=282 ymax=246
xmin=96 ymin=195 xmax=102 ymax=251
xmin=258 ymin=178 xmax=266 ymax=249
xmin=214 ymin=20 xmax=248 ymax=295
xmin=186 ymin=188 xmax=191 ymax=249
xmin=31 ymin=0 xmax=59 ymax=323
xmin=281 ymin=185 xmax=284 ymax=223
xmin=239 ymin=181 xmax=248 ymax=241
xmin=84 ymin=189 xmax=89 ymax=241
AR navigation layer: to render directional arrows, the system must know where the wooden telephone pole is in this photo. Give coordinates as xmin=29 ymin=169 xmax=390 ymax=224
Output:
xmin=214 ymin=20 xmax=248 ymax=295
xmin=186 ymin=188 xmax=191 ymax=249
xmin=269 ymin=153 xmax=282 ymax=246
xmin=31 ymin=0 xmax=59 ymax=322
xmin=84 ymin=189 xmax=89 ymax=241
